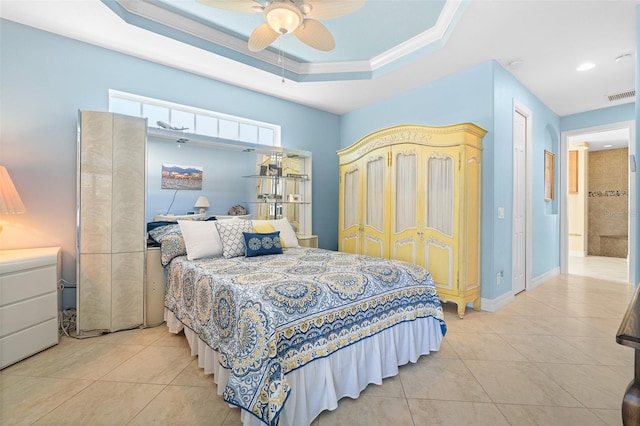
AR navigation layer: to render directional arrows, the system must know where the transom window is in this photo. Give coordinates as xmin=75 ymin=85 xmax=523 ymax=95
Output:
xmin=109 ymin=90 xmax=280 ymax=147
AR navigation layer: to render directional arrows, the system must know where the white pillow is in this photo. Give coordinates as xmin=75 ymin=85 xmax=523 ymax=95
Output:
xmin=178 ymin=220 xmax=223 ymax=260
xmin=251 ymin=218 xmax=300 ymax=248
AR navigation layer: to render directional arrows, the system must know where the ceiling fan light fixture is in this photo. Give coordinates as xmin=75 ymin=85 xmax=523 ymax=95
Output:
xmin=265 ymin=3 xmax=302 ymax=34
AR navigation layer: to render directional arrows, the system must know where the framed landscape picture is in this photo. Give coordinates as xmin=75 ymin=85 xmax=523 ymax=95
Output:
xmin=161 ymin=163 xmax=203 ymax=189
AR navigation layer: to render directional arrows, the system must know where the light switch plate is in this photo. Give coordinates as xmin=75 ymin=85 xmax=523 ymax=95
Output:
xmin=497 ymin=207 xmax=505 ymax=219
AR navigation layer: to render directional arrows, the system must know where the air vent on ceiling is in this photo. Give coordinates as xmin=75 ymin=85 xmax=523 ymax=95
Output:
xmin=607 ymin=90 xmax=635 ymax=102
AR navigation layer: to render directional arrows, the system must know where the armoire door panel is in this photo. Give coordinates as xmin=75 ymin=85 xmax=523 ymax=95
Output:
xmin=390 ymin=147 xmax=422 ymax=264
xmin=362 ymin=152 xmax=390 ymax=259
xmin=340 ymin=233 xmax=360 ymax=254
xmin=111 ymin=252 xmax=144 ymax=331
xmin=80 ymin=111 xmax=113 ymax=176
xmin=339 ymin=165 xmax=361 ymax=253
xmin=425 ymin=239 xmax=454 ymax=291
xmin=79 ymin=172 xmax=113 ymax=253
xmin=112 ymin=114 xmax=146 ymax=253
xmin=78 ymin=253 xmax=112 ymax=331
xmin=363 ymin=235 xmax=386 ymax=259
xmin=392 ymin=238 xmax=416 ymax=265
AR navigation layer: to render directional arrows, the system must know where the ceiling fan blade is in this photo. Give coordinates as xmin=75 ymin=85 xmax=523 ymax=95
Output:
xmin=196 ymin=0 xmax=263 ymax=13
xmin=303 ymin=0 xmax=365 ymax=19
xmin=248 ymin=23 xmax=280 ymax=51
xmin=294 ymin=19 xmax=335 ymax=51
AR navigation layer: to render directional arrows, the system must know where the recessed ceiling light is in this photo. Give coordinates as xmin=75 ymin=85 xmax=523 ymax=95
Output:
xmin=576 ymin=63 xmax=596 ymax=72
xmin=604 ymin=144 xmax=613 ymax=148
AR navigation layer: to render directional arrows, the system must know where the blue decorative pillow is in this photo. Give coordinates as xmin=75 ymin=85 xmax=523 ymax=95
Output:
xmin=148 ymin=224 xmax=186 ymax=267
xmin=243 ymin=231 xmax=283 ymax=257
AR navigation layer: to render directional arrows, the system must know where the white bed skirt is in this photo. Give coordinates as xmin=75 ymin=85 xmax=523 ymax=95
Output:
xmin=165 ymin=308 xmax=444 ymax=426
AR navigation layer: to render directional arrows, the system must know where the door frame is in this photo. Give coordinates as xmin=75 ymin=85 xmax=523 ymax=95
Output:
xmin=513 ymin=100 xmax=533 ymax=293
xmin=559 ymin=120 xmax=636 ymax=283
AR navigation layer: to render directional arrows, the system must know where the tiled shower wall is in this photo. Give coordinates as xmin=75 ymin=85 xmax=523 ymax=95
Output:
xmin=587 ymin=147 xmax=628 ymax=257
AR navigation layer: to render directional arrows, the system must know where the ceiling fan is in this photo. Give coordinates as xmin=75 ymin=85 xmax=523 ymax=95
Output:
xmin=197 ymin=0 xmax=365 ymax=52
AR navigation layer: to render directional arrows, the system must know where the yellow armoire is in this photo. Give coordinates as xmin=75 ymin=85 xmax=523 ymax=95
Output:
xmin=338 ymin=123 xmax=486 ymax=318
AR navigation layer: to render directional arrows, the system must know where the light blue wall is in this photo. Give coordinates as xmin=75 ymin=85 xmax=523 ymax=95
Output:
xmin=0 ymin=19 xmax=340 ymax=309
xmin=146 ymin=140 xmax=256 ymax=220
xmin=341 ymin=60 xmax=562 ymax=302
xmin=561 ymin=103 xmax=635 ymax=132
xmin=492 ymin=63 xmax=561 ymax=298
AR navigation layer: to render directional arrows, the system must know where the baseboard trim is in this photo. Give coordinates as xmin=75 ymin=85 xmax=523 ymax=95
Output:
xmin=481 ymin=291 xmax=514 ymax=312
xmin=569 ymin=251 xmax=585 ymax=257
xmin=530 ymin=267 xmax=560 ymax=291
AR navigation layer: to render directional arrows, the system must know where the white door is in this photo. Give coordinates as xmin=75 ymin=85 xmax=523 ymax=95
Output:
xmin=512 ymin=110 xmax=527 ymax=294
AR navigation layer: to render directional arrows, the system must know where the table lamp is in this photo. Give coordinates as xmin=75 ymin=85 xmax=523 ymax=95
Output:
xmin=0 ymin=166 xmax=26 ymax=234
xmin=194 ymin=196 xmax=210 ymax=214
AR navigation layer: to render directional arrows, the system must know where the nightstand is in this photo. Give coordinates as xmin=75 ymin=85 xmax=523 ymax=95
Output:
xmin=145 ymin=246 xmax=165 ymax=327
xmin=297 ymin=235 xmax=318 ymax=248
xmin=0 ymin=247 xmax=61 ymax=369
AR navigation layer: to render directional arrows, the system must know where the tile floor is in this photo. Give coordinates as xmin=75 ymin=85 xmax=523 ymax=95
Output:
xmin=1 ymin=256 xmax=635 ymax=425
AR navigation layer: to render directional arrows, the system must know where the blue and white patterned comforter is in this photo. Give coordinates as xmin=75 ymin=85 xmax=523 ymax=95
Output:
xmin=165 ymin=247 xmax=446 ymax=425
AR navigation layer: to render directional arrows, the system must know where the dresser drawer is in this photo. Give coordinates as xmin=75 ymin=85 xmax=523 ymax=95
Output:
xmin=0 ymin=318 xmax=58 ymax=369
xmin=0 ymin=265 xmax=57 ymax=307
xmin=0 ymin=292 xmax=58 ymax=337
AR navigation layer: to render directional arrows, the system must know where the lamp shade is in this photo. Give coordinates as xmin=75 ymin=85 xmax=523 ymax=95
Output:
xmin=265 ymin=3 xmax=302 ymax=34
xmin=0 ymin=166 xmax=26 ymax=214
xmin=194 ymin=196 xmax=210 ymax=214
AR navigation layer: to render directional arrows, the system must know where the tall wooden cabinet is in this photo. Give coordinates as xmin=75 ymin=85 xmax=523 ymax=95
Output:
xmin=77 ymin=111 xmax=147 ymax=334
xmin=338 ymin=123 xmax=486 ymax=318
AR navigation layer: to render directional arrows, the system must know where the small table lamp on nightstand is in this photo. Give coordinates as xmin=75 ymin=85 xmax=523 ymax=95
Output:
xmin=0 ymin=166 xmax=26 ymax=233
xmin=194 ymin=196 xmax=210 ymax=214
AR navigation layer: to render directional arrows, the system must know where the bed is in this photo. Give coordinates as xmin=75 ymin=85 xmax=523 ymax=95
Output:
xmin=149 ymin=218 xmax=446 ymax=426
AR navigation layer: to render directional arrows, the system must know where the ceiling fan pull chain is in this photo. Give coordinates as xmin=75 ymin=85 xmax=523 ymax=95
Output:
xmin=279 ymin=37 xmax=285 ymax=83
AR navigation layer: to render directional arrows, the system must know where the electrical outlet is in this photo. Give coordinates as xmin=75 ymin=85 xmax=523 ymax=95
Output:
xmin=497 ymin=270 xmax=504 ymax=285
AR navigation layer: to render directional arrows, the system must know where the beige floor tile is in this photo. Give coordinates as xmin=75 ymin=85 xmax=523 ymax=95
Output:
xmin=32 ymin=381 xmax=164 ymax=425
xmin=171 ymin=358 xmax=219 ymax=387
xmin=129 ymin=384 xmax=233 ymax=425
xmin=441 ymin=312 xmax=490 ymax=334
xmin=95 ymin=325 xmax=169 ymax=345
xmin=579 ymin=316 xmax=628 ymax=337
xmin=534 ymin=315 xmax=612 ymax=338
xmin=3 ymin=340 xmax=144 ymax=380
xmin=478 ymin=314 xmax=554 ymax=336
xmin=407 ymin=399 xmax=510 ymax=425
xmin=492 ymin=298 xmax=564 ymax=317
xmin=1 ymin=375 xmax=92 ymax=426
xmin=360 ymin=374 xmax=405 ymax=398
xmin=399 ymin=357 xmax=491 ymax=402
xmin=504 ymin=334 xmax=600 ymax=364
xmin=317 ymin=395 xmax=414 ymax=426
xmin=445 ymin=332 xmax=527 ymax=361
xmin=151 ymin=329 xmax=192 ymax=348
xmin=464 ymin=360 xmax=581 ymax=407
xmin=564 ymin=336 xmax=634 ymax=366
xmin=101 ymin=345 xmax=193 ymax=384
xmin=222 ymin=407 xmax=243 ymax=425
xmin=1 ymin=337 xmax=95 ymax=377
xmin=591 ymin=408 xmax=623 ymax=426
xmin=535 ymin=363 xmax=630 ymax=409
xmin=429 ymin=337 xmax=460 ymax=359
xmin=496 ymin=404 xmax=609 ymax=425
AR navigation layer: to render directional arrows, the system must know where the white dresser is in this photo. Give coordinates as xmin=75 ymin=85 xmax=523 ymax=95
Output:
xmin=0 ymin=247 xmax=61 ymax=369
